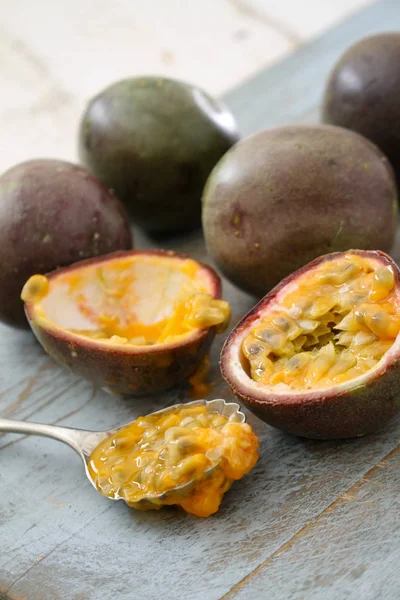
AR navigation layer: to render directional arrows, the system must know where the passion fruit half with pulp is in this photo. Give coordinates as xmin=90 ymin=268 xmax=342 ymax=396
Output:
xmin=221 ymin=250 xmax=400 ymax=439
xmin=22 ymin=250 xmax=230 ymax=396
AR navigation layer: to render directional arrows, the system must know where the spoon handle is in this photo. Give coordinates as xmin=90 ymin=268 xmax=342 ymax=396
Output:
xmin=0 ymin=418 xmax=88 ymax=454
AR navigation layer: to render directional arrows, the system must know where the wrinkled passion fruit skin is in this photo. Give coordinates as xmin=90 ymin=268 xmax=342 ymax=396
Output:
xmin=24 ymin=251 xmax=222 ymax=397
xmin=221 ymin=250 xmax=400 ymax=439
xmin=0 ymin=159 xmax=133 ymax=328
xmin=79 ymin=77 xmax=239 ymax=235
xmin=323 ymin=33 xmax=400 ymax=182
xmin=202 ymin=125 xmax=397 ymax=297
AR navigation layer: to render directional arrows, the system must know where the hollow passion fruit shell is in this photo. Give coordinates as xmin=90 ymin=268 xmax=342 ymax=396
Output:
xmin=221 ymin=250 xmax=400 ymax=439
xmin=22 ymin=250 xmax=230 ymax=396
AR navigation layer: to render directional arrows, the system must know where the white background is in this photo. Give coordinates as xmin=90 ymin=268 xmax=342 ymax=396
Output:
xmin=0 ymin=0 xmax=373 ymax=173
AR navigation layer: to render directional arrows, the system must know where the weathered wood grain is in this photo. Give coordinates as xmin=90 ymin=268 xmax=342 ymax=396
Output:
xmin=225 ymin=438 xmax=400 ymax=600
xmin=4 ymin=409 xmax=400 ymax=600
xmin=2 ymin=0 xmax=400 ymax=599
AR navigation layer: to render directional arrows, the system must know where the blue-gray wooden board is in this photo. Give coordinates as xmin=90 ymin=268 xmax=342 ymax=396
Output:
xmin=2 ymin=0 xmax=400 ymax=598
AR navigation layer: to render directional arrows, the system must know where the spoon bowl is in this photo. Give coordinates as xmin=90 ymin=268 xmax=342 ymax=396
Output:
xmin=0 ymin=399 xmax=245 ymax=508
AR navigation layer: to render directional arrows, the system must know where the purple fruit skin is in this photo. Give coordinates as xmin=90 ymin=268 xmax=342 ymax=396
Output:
xmin=323 ymin=33 xmax=400 ymax=181
xmin=202 ymin=125 xmax=397 ymax=297
xmin=0 ymin=159 xmax=133 ymax=327
xmin=30 ymin=319 xmax=215 ymax=397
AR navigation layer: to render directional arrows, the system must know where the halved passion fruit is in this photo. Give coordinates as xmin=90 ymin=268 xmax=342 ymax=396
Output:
xmin=221 ymin=250 xmax=400 ymax=439
xmin=21 ymin=250 xmax=230 ymax=396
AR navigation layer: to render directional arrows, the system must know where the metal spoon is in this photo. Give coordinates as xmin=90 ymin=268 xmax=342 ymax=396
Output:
xmin=0 ymin=398 xmax=245 ymax=508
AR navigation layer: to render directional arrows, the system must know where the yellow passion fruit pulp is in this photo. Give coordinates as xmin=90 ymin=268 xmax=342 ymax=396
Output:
xmin=243 ymin=253 xmax=399 ymax=390
xmin=89 ymin=403 xmax=259 ymax=517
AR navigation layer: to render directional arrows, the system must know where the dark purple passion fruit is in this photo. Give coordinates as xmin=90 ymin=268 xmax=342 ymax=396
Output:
xmin=0 ymin=159 xmax=133 ymax=328
xmin=221 ymin=250 xmax=400 ymax=439
xmin=323 ymin=33 xmax=400 ymax=182
xmin=202 ymin=125 xmax=397 ymax=297
xmin=22 ymin=250 xmax=230 ymax=397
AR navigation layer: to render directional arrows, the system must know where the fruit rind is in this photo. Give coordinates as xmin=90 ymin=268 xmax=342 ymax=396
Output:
xmin=24 ymin=250 xmax=223 ymax=397
xmin=221 ymin=250 xmax=400 ymax=439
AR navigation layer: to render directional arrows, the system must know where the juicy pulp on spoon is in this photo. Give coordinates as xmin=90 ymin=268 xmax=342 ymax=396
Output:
xmin=242 ymin=253 xmax=400 ymax=390
xmin=88 ymin=405 xmax=259 ymax=517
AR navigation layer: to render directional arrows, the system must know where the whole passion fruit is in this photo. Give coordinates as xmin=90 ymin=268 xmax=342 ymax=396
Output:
xmin=79 ymin=76 xmax=239 ymax=234
xmin=0 ymin=159 xmax=133 ymax=328
xmin=221 ymin=250 xmax=400 ymax=439
xmin=202 ymin=125 xmax=397 ymax=297
xmin=22 ymin=250 xmax=230 ymax=396
xmin=323 ymin=33 xmax=400 ymax=181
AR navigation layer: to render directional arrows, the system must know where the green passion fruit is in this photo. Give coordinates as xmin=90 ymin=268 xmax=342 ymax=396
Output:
xmin=323 ymin=33 xmax=400 ymax=182
xmin=79 ymin=76 xmax=239 ymax=235
xmin=202 ymin=125 xmax=397 ymax=297
xmin=221 ymin=250 xmax=400 ymax=439
xmin=22 ymin=250 xmax=230 ymax=396
xmin=0 ymin=159 xmax=133 ymax=328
